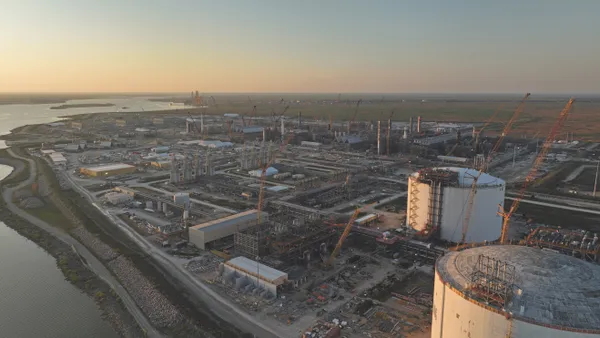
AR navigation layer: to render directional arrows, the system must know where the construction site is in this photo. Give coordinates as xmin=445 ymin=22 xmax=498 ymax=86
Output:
xmin=19 ymin=92 xmax=600 ymax=337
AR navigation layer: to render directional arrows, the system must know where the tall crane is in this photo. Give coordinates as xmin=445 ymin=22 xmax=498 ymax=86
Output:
xmin=347 ymin=99 xmax=363 ymax=133
xmin=326 ymin=208 xmax=361 ymax=267
xmin=499 ymin=98 xmax=575 ymax=244
xmin=458 ymin=93 xmax=530 ymax=246
xmin=256 ymin=133 xmax=295 ymax=223
xmin=248 ymin=105 xmax=257 ymax=126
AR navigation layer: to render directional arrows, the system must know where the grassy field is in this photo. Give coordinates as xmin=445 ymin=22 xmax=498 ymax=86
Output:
xmin=67 ymin=95 xmax=600 ymax=140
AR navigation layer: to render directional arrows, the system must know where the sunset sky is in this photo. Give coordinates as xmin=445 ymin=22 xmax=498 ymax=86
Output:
xmin=1 ymin=0 xmax=599 ymax=93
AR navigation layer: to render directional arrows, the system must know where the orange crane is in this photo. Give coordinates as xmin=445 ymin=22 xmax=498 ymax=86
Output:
xmin=457 ymin=93 xmax=530 ymax=246
xmin=326 ymin=208 xmax=361 ymax=267
xmin=347 ymin=99 xmax=363 ymax=133
xmin=499 ymin=98 xmax=575 ymax=244
xmin=256 ymin=133 xmax=295 ymax=223
xmin=325 ymin=203 xmax=376 ymax=267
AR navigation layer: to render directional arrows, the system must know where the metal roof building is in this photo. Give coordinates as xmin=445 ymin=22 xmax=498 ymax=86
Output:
xmin=433 ymin=245 xmax=600 ymax=338
xmin=188 ymin=210 xmax=268 ymax=250
xmin=224 ymin=256 xmax=288 ymax=296
xmin=80 ymin=163 xmax=136 ymax=177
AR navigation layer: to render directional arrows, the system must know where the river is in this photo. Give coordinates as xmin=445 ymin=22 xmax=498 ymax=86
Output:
xmin=0 ymin=97 xmax=182 ymax=337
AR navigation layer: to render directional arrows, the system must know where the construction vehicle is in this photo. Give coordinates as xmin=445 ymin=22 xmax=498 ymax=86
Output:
xmin=454 ymin=93 xmax=530 ymax=249
xmin=498 ymin=98 xmax=575 ymax=244
xmin=347 ymin=99 xmax=363 ymax=133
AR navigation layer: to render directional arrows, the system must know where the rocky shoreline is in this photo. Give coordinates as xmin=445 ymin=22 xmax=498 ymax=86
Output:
xmin=0 ymin=155 xmax=145 ymax=338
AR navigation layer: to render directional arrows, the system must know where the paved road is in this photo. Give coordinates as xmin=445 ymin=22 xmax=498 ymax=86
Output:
xmin=506 ymin=191 xmax=600 ymax=210
xmin=131 ymin=184 xmax=239 ymax=214
xmin=1 ymin=149 xmax=164 ymax=338
xmin=65 ymin=171 xmax=284 ymax=338
xmin=506 ymin=196 xmax=600 ymax=216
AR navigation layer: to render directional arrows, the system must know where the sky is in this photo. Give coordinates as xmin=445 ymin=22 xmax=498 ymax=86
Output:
xmin=1 ymin=0 xmax=599 ymax=93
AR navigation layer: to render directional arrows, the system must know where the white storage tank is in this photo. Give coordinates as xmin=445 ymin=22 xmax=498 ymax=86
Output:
xmin=433 ymin=245 xmax=600 ymax=338
xmin=406 ymin=167 xmax=505 ymax=243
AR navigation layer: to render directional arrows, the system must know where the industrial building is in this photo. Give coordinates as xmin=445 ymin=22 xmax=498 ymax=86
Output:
xmin=105 ymin=192 xmax=133 ymax=205
xmin=188 ymin=210 xmax=267 ymax=250
xmin=433 ymin=245 xmax=600 ymax=338
xmin=48 ymin=152 xmax=67 ymax=165
xmin=406 ymin=167 xmax=505 ymax=243
xmin=222 ymin=256 xmax=287 ymax=296
xmin=80 ymin=163 xmax=136 ymax=177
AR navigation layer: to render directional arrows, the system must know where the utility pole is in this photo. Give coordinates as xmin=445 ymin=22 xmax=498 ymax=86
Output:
xmin=512 ymin=146 xmax=517 ymax=167
xmin=594 ymin=160 xmax=599 ymax=197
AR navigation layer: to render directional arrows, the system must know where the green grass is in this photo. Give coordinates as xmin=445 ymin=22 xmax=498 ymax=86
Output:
xmin=26 ymin=205 xmax=75 ymax=231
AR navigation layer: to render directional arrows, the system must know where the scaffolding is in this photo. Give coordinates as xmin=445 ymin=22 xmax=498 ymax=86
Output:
xmin=408 ymin=178 xmax=420 ymax=228
xmin=469 ymin=254 xmax=516 ymax=308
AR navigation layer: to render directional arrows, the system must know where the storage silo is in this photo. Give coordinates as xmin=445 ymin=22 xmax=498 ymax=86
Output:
xmin=433 ymin=245 xmax=600 ymax=338
xmin=406 ymin=167 xmax=505 ymax=243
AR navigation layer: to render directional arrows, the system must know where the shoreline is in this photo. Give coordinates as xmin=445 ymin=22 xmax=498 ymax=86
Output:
xmin=1 ymin=147 xmax=249 ymax=337
xmin=0 ymin=156 xmax=145 ymax=338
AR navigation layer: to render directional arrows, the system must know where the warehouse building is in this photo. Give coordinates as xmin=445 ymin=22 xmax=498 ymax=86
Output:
xmin=80 ymin=163 xmax=136 ymax=177
xmin=188 ymin=210 xmax=267 ymax=250
xmin=223 ymin=256 xmax=288 ymax=296
xmin=48 ymin=152 xmax=67 ymax=165
xmin=104 ymin=192 xmax=133 ymax=205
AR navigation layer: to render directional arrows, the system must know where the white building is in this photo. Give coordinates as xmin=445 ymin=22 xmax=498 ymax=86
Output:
xmin=104 ymin=192 xmax=133 ymax=205
xmin=48 ymin=152 xmax=67 ymax=165
xmin=188 ymin=210 xmax=267 ymax=250
xmin=223 ymin=256 xmax=287 ymax=296
xmin=406 ymin=167 xmax=505 ymax=243
xmin=433 ymin=245 xmax=600 ymax=338
xmin=248 ymin=167 xmax=278 ymax=177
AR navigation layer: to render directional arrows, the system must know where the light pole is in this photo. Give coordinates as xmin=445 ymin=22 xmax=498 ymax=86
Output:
xmin=593 ymin=160 xmax=599 ymax=197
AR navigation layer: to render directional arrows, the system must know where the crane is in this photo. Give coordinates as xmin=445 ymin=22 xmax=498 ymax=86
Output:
xmin=457 ymin=93 xmax=531 ymax=246
xmin=248 ymin=105 xmax=257 ymax=126
xmin=326 ymin=208 xmax=361 ymax=267
xmin=256 ymin=133 xmax=295 ymax=223
xmin=347 ymin=99 xmax=363 ymax=133
xmin=486 ymin=93 xmax=531 ymax=169
xmin=499 ymin=98 xmax=575 ymax=244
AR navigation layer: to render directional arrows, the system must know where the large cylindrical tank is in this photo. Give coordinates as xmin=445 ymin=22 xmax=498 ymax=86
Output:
xmin=406 ymin=167 xmax=505 ymax=243
xmin=433 ymin=245 xmax=600 ymax=338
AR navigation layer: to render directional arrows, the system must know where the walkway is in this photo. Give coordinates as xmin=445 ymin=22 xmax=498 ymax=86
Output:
xmin=1 ymin=149 xmax=163 ymax=338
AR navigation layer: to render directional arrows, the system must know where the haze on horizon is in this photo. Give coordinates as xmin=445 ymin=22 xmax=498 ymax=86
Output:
xmin=2 ymin=0 xmax=599 ymax=94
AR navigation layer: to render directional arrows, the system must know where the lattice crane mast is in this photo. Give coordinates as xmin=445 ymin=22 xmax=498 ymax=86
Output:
xmin=499 ymin=98 xmax=575 ymax=244
xmin=458 ymin=93 xmax=531 ymax=246
xmin=486 ymin=93 xmax=531 ymax=168
xmin=325 ymin=202 xmax=376 ymax=267
xmin=347 ymin=99 xmax=363 ymax=133
xmin=256 ymin=132 xmax=295 ymax=223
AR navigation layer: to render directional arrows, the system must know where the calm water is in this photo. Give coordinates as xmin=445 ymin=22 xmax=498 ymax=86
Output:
xmin=0 ymin=97 xmax=183 ymax=148
xmin=0 ymin=98 xmax=180 ymax=337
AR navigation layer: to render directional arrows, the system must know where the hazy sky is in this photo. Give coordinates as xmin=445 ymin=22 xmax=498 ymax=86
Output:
xmin=1 ymin=0 xmax=599 ymax=93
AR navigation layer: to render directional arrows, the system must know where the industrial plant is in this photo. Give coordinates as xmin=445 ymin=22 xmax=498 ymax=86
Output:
xmin=17 ymin=93 xmax=600 ymax=337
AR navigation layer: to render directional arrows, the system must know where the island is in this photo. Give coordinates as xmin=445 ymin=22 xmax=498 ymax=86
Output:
xmin=50 ymin=103 xmax=115 ymax=110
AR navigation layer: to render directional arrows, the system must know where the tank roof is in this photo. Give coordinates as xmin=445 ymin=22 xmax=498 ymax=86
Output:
xmin=412 ymin=167 xmax=504 ymax=187
xmin=437 ymin=245 xmax=600 ymax=330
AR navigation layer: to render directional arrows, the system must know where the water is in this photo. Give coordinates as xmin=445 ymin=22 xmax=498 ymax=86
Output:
xmin=0 ymin=96 xmax=182 ymax=148
xmin=0 ymin=98 xmax=179 ymax=337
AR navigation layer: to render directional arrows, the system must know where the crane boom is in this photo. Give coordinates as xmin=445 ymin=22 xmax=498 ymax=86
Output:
xmin=458 ymin=94 xmax=531 ymax=246
xmin=499 ymin=98 xmax=575 ymax=243
xmin=256 ymin=133 xmax=295 ymax=223
xmin=326 ymin=208 xmax=361 ymax=266
xmin=486 ymin=93 xmax=531 ymax=167
xmin=347 ymin=99 xmax=363 ymax=133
